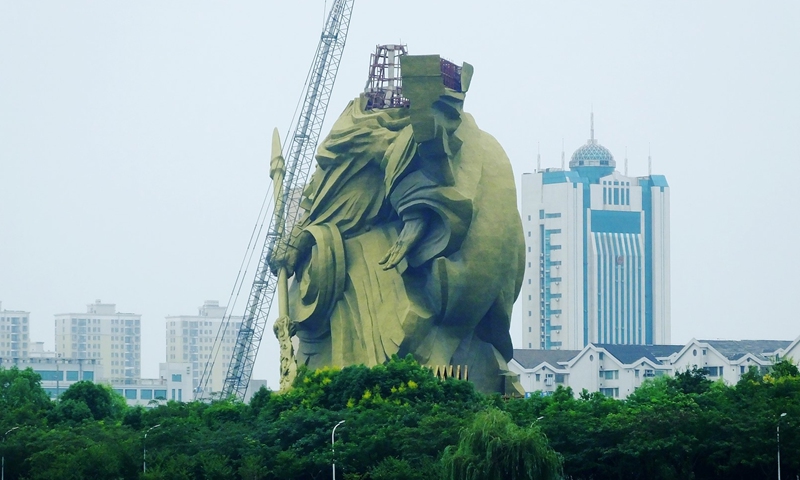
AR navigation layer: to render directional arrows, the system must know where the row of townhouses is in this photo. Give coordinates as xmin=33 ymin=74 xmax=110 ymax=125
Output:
xmin=510 ymin=337 xmax=800 ymax=399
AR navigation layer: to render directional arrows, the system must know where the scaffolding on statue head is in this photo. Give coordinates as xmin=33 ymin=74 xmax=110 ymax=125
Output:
xmin=439 ymin=58 xmax=462 ymax=92
xmin=364 ymin=44 xmax=410 ymax=110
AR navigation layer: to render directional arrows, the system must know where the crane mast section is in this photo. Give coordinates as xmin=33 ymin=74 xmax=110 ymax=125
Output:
xmin=222 ymin=0 xmax=355 ymax=401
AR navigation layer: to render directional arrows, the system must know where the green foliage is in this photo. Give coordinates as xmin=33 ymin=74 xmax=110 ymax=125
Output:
xmin=670 ymin=366 xmax=713 ymax=395
xmin=0 ymin=366 xmax=52 ymax=426
xmin=771 ymin=358 xmax=800 ymax=379
xmin=2 ymin=356 xmax=800 ymax=479
xmin=364 ymin=456 xmax=436 ymax=480
xmin=440 ymin=408 xmax=562 ymax=480
xmin=55 ymin=380 xmax=126 ymax=422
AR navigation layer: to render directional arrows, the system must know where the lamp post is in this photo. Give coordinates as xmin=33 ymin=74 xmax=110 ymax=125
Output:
xmin=55 ymin=353 xmax=62 ymax=398
xmin=530 ymin=416 xmax=544 ymax=428
xmin=2 ymin=427 xmax=20 ymax=480
xmin=778 ymin=413 xmax=787 ymax=480
xmin=143 ymin=424 xmax=161 ymax=475
xmin=331 ymin=420 xmax=345 ymax=480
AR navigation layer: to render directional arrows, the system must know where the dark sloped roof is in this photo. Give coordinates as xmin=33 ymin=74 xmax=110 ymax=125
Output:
xmin=594 ymin=344 xmax=683 ymax=365
xmin=512 ymin=349 xmax=582 ymax=369
xmin=700 ymin=340 xmax=792 ymax=361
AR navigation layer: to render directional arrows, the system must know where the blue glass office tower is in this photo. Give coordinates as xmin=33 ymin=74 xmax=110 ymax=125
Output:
xmin=520 ymin=123 xmax=670 ymax=350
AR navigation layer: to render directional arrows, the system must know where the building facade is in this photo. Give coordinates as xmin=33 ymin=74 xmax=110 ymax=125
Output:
xmin=784 ymin=335 xmax=800 ymax=364
xmin=0 ymin=356 xmax=99 ymax=398
xmin=165 ymin=300 xmax=241 ymax=396
xmin=0 ymin=302 xmax=30 ymax=359
xmin=54 ymin=300 xmax=141 ymax=383
xmin=520 ymin=118 xmax=670 ymax=350
xmin=510 ymin=338 xmax=793 ymax=400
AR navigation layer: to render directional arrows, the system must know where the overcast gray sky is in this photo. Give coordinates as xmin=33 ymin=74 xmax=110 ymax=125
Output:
xmin=2 ymin=2 xmax=799 ymax=387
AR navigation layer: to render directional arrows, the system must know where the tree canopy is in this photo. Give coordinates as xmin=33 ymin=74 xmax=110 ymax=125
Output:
xmin=0 ymin=356 xmax=798 ymax=479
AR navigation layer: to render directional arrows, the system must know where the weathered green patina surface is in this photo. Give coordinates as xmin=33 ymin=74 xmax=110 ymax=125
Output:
xmin=272 ymin=54 xmax=524 ymax=394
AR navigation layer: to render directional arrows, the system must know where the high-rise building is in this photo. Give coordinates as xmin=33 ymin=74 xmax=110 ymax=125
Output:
xmin=520 ymin=118 xmax=670 ymax=350
xmin=165 ymin=300 xmax=241 ymax=395
xmin=54 ymin=300 xmax=141 ymax=382
xmin=0 ymin=302 xmax=30 ymax=359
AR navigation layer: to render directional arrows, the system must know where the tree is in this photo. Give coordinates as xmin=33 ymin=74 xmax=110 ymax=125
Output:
xmin=771 ymin=359 xmax=800 ymax=379
xmin=440 ymin=408 xmax=562 ymax=480
xmin=56 ymin=381 xmax=126 ymax=422
xmin=0 ymin=366 xmax=52 ymax=425
xmin=670 ymin=366 xmax=712 ymax=395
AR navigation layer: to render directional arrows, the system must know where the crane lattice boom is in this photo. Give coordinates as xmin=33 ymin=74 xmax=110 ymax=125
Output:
xmin=202 ymin=0 xmax=355 ymax=401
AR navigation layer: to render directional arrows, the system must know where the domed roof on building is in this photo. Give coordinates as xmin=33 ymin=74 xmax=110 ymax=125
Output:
xmin=569 ymin=140 xmax=615 ymax=168
xmin=569 ymin=113 xmax=616 ymax=169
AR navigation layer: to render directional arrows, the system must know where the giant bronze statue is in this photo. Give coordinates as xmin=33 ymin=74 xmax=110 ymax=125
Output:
xmin=270 ymin=49 xmax=524 ymax=394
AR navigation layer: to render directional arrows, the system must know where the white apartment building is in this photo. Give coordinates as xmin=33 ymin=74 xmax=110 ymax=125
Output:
xmin=510 ymin=337 xmax=795 ymax=400
xmin=783 ymin=335 xmax=800 ymax=364
xmin=520 ymin=118 xmax=670 ymax=350
xmin=1 ymin=356 xmax=193 ymax=405
xmin=166 ymin=300 xmax=242 ymax=396
xmin=54 ymin=300 xmax=141 ymax=383
xmin=109 ymin=362 xmax=194 ymax=406
xmin=668 ymin=339 xmax=787 ymax=383
xmin=0 ymin=356 xmax=99 ymax=398
xmin=0 ymin=302 xmax=30 ymax=359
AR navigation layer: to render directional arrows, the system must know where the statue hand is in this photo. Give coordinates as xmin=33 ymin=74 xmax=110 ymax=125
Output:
xmin=269 ymin=231 xmax=313 ymax=276
xmin=379 ymin=216 xmax=427 ymax=270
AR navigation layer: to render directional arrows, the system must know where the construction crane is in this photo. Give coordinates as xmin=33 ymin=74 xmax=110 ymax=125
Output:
xmin=197 ymin=0 xmax=355 ymax=401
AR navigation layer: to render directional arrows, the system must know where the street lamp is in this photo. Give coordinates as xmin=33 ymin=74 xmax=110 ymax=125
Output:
xmin=143 ymin=424 xmax=162 ymax=474
xmin=778 ymin=413 xmax=787 ymax=480
xmin=331 ymin=420 xmax=345 ymax=480
xmin=2 ymin=427 xmax=21 ymax=480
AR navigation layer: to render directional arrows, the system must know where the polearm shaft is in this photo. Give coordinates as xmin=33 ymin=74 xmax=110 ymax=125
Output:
xmin=270 ymin=128 xmax=290 ymax=318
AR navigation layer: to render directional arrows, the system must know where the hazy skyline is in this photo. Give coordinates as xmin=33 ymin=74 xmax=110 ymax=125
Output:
xmin=2 ymin=2 xmax=799 ymax=388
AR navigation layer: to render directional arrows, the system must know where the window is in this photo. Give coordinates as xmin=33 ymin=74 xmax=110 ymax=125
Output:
xmin=599 ymin=370 xmax=619 ymax=380
xmin=599 ymin=388 xmax=619 ymax=398
xmin=535 ymin=374 xmax=540 ymax=381
xmin=704 ymin=366 xmax=722 ymax=377
xmin=66 ymin=371 xmax=79 ymax=381
xmin=125 ymin=389 xmax=137 ymax=400
xmin=154 ymin=389 xmax=167 ymax=400
xmin=36 ymin=370 xmax=63 ymax=381
xmin=141 ymin=389 xmax=153 ymax=400
xmin=172 ymin=374 xmax=182 ymax=382
xmin=644 ymin=369 xmax=655 ymax=378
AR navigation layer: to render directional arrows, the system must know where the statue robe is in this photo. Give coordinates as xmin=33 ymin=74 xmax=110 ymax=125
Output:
xmin=287 ymin=94 xmax=524 ymax=393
